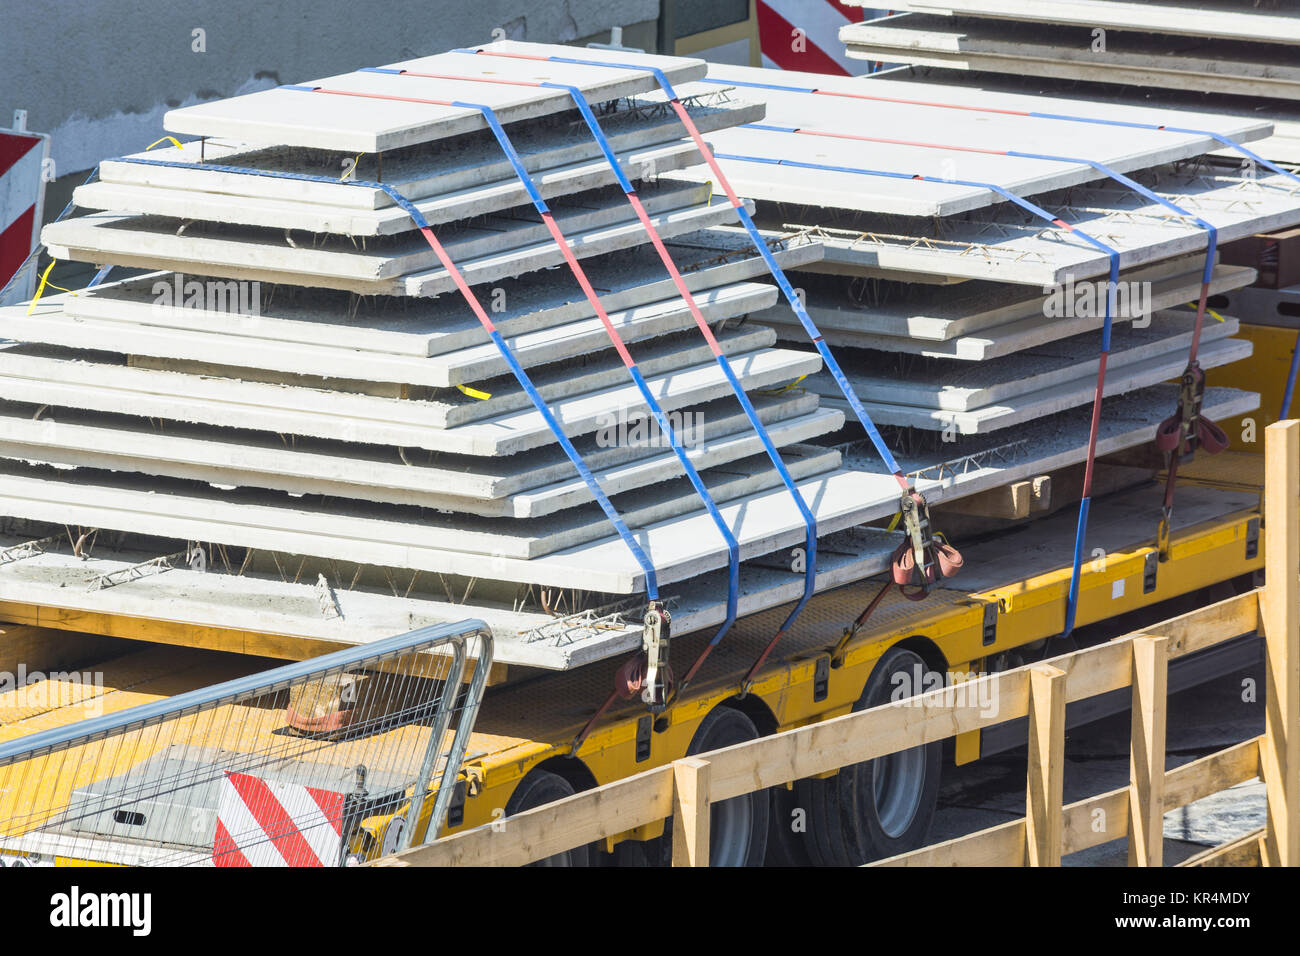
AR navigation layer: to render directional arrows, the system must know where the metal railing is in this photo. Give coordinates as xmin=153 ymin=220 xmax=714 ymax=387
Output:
xmin=0 ymin=619 xmax=492 ymax=866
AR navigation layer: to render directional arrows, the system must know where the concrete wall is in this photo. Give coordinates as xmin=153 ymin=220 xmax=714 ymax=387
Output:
xmin=1 ymin=0 xmax=660 ymax=176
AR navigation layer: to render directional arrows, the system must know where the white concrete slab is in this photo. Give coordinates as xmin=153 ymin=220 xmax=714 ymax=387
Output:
xmin=0 ymin=334 xmax=820 ymax=455
xmin=753 ymin=166 xmax=1300 ymax=286
xmin=508 ymin=409 xmax=842 ymax=518
xmin=709 ymin=62 xmax=1272 ymax=145
xmin=0 ymin=439 xmax=826 ymax=564
xmin=0 ymin=526 xmax=898 ymax=670
xmin=678 ymin=64 xmax=1268 ymax=218
xmin=17 ymin=281 xmax=778 ymax=388
xmin=816 ymin=312 xmax=1238 ymax=412
xmin=842 ymin=15 xmax=1300 ymax=100
xmin=845 ymin=385 xmax=1257 ymax=503
xmin=864 ymin=64 xmax=1300 ymax=166
xmin=163 ymin=41 xmax=708 ymax=152
xmin=0 ymin=397 xmax=841 ymax=517
xmin=813 ymin=335 xmax=1251 ymax=433
xmin=756 ymin=256 xmax=1230 ymax=340
xmin=679 ymin=64 xmax=1272 ymax=215
xmin=104 ymin=89 xmax=757 ymax=211
xmin=760 ymin=265 xmax=1254 ymax=360
xmin=0 ymin=386 xmax=1256 ymax=666
xmin=76 ymin=141 xmax=705 ymax=236
xmin=62 ymin=238 xmax=820 ymax=360
xmin=43 ymin=183 xmax=748 ymax=297
xmin=0 ymin=461 xmax=880 ymax=593
xmin=866 ymin=1 xmax=1300 ymax=47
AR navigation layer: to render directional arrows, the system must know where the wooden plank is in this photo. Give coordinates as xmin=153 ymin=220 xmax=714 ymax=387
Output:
xmin=903 ymin=739 xmax=1262 ymax=864
xmin=381 ymin=765 xmax=676 ymax=867
xmin=941 ymin=479 xmax=1035 ymax=519
xmin=1063 ymin=789 xmax=1128 ymax=857
xmin=1026 ymin=664 xmax=1066 ymax=866
xmin=1128 ymin=636 xmax=1169 ymax=867
xmin=1029 ymin=475 xmax=1052 ymax=513
xmin=1144 ymin=591 xmax=1260 ymax=659
xmin=1262 ymin=420 xmax=1300 ymax=867
xmin=671 ymin=757 xmax=711 ymax=867
xmin=705 ymin=668 xmax=1032 ymax=801
xmin=872 ymin=818 xmax=1026 ymax=867
xmin=1164 ymin=738 xmax=1262 ymax=813
xmin=883 ymin=740 xmax=1262 ymax=867
xmin=1179 ymin=827 xmax=1265 ymax=868
xmin=1049 ymin=638 xmax=1133 ymax=706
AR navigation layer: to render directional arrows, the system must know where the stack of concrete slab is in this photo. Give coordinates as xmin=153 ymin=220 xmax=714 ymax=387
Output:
xmin=0 ymin=42 xmax=1285 ymax=670
xmin=840 ymin=1 xmax=1300 ymax=163
xmin=657 ymin=62 xmax=1293 ymax=439
xmin=0 ymin=42 xmax=913 ymax=668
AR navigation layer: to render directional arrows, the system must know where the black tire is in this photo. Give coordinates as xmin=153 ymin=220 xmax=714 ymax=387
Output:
xmin=765 ymin=781 xmax=816 ymax=866
xmin=772 ymin=646 xmax=942 ymax=866
xmin=505 ymin=769 xmax=590 ymax=867
xmin=646 ymin=706 xmax=770 ymax=866
xmin=837 ymin=646 xmax=943 ymax=864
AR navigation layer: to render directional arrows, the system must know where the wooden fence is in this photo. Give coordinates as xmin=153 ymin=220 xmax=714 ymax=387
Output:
xmin=379 ymin=421 xmax=1300 ymax=867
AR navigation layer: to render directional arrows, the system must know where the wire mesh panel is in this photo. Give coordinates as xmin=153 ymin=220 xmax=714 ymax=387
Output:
xmin=0 ymin=619 xmax=492 ymax=867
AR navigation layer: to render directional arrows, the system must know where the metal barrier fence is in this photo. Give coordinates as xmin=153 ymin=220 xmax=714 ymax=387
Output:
xmin=0 ymin=619 xmax=492 ymax=866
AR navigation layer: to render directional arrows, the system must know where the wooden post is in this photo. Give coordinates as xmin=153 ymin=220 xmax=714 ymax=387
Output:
xmin=1262 ymin=420 xmax=1300 ymax=867
xmin=671 ymin=757 xmax=711 ymax=867
xmin=1026 ymin=664 xmax=1066 ymax=866
xmin=1128 ymin=636 xmax=1169 ymax=866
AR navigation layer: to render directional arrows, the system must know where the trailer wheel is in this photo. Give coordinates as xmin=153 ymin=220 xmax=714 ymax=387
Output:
xmin=765 ymin=781 xmax=815 ymax=866
xmin=642 ymin=705 xmax=770 ymax=866
xmin=505 ymin=769 xmax=590 ymax=867
xmin=776 ymin=646 xmax=941 ymax=866
xmin=840 ymin=646 xmax=942 ymax=863
xmin=691 ymin=706 xmax=769 ymax=866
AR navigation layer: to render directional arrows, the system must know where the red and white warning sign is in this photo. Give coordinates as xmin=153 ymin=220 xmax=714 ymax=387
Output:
xmin=212 ymin=771 xmax=346 ymax=867
xmin=757 ymin=0 xmax=875 ymax=75
xmin=0 ymin=116 xmax=50 ymax=307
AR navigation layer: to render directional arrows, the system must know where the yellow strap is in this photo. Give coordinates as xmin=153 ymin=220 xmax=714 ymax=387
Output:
xmin=340 ymin=154 xmax=365 ymax=181
xmin=457 ymin=384 xmax=492 ymax=401
xmin=886 ymin=510 xmax=901 ymax=533
xmin=756 ymin=373 xmax=808 ymax=395
xmin=28 ymin=135 xmax=189 ymax=316
xmin=26 ymin=260 xmax=77 ymax=314
xmin=1187 ymin=300 xmax=1226 ymax=322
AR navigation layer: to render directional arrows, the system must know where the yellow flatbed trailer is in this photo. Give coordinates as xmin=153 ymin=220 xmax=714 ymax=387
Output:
xmin=0 ymin=449 xmax=1267 ymax=866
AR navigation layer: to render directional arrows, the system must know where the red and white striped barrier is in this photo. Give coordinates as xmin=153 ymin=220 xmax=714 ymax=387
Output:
xmin=0 ymin=121 xmax=49 ymax=306
xmin=758 ymin=0 xmax=877 ymax=75
xmin=212 ymin=771 xmax=346 ymax=867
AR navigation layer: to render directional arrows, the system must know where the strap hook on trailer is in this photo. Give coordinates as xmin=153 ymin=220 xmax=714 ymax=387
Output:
xmin=1154 ymin=363 xmax=1229 ymax=560
xmin=569 ymin=607 xmax=675 ymax=755
xmin=830 ymin=578 xmax=893 ymax=668
xmin=1156 ymin=363 xmax=1228 ymax=463
xmin=640 ymin=600 xmax=673 ymax=712
xmin=890 ymin=491 xmax=962 ymax=600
